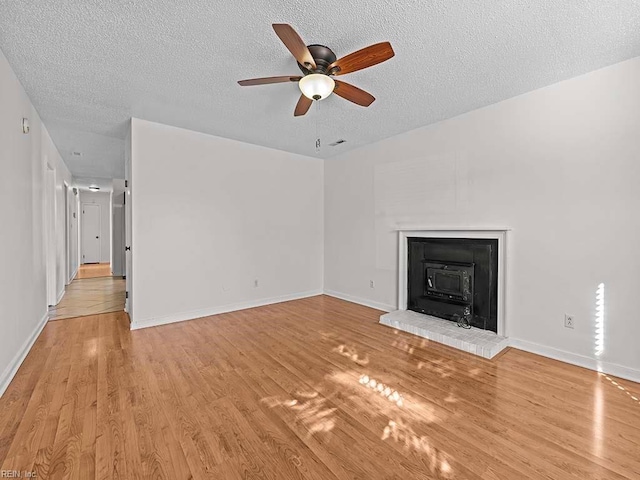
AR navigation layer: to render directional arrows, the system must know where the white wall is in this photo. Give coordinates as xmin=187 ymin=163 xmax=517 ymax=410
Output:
xmin=325 ymin=57 xmax=640 ymax=379
xmin=130 ymin=118 xmax=323 ymax=328
xmin=0 ymin=48 xmax=71 ymax=395
xmin=42 ymin=127 xmax=73 ymax=298
xmin=79 ymin=191 xmax=111 ymax=263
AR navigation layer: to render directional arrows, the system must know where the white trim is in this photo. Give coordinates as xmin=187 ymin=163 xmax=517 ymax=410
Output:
xmin=45 ymin=166 xmax=57 ymax=307
xmin=130 ymin=289 xmax=323 ymax=330
xmin=323 ymin=290 xmax=395 ymax=312
xmin=55 ymin=288 xmax=65 ymax=305
xmin=393 ymin=226 xmax=511 ymax=232
xmin=81 ymin=202 xmax=102 ymax=264
xmin=397 ymin=229 xmax=508 ymax=337
xmin=510 ymin=338 xmax=640 ymax=384
xmin=0 ymin=311 xmax=49 ymax=397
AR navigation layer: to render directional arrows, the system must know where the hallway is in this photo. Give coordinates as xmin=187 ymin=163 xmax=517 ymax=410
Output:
xmin=49 ymin=264 xmax=125 ymax=321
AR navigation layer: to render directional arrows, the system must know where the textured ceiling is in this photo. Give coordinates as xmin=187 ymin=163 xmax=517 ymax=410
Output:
xmin=1 ymin=1 xmax=640 ymax=178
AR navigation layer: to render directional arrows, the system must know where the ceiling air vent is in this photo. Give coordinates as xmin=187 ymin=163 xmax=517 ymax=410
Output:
xmin=329 ymin=139 xmax=346 ymax=147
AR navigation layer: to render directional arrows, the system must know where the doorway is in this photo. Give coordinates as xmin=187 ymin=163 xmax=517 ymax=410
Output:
xmin=112 ymin=204 xmax=125 ymax=276
xmin=81 ymin=203 xmax=101 ymax=264
xmin=45 ymin=166 xmax=56 ymax=306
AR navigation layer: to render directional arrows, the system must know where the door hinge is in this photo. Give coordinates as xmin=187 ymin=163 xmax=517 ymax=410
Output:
xmin=125 ymin=180 xmax=128 ymax=187
xmin=125 ymin=246 xmax=131 ymax=251
xmin=126 ymin=291 xmax=129 ymax=299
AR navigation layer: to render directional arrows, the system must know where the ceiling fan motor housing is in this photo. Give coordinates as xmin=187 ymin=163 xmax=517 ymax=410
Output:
xmin=298 ymin=44 xmax=337 ymax=74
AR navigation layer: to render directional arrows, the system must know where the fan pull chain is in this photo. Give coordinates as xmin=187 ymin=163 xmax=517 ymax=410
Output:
xmin=315 ymin=100 xmax=321 ymax=153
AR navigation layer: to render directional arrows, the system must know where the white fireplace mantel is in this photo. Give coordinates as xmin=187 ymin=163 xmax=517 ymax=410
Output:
xmin=396 ymin=227 xmax=509 ymax=337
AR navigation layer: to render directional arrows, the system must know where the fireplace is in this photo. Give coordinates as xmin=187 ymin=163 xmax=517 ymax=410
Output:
xmin=407 ymin=237 xmax=500 ymax=333
xmin=382 ymin=228 xmax=508 ymax=357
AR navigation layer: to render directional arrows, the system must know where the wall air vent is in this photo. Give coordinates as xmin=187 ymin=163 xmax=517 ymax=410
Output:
xmin=329 ymin=139 xmax=347 ymax=147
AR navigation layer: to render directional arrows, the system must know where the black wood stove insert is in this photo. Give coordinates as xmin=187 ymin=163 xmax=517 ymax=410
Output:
xmin=407 ymin=237 xmax=498 ymax=333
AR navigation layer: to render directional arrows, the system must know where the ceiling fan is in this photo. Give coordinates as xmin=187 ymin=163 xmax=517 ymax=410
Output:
xmin=238 ymin=24 xmax=394 ymax=116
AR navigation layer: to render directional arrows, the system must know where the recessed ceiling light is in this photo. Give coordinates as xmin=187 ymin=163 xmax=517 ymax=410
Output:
xmin=88 ymin=186 xmax=100 ymax=192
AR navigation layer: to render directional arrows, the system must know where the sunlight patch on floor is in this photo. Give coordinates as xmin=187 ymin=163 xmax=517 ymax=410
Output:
xmin=262 ymin=391 xmax=337 ymax=436
xmin=382 ymin=419 xmax=453 ymax=478
xmin=332 ymin=344 xmax=369 ymax=366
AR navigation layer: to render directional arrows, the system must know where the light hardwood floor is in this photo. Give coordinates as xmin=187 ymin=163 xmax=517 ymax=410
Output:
xmin=75 ymin=263 xmax=113 ymax=279
xmin=49 ymin=265 xmax=125 ymax=321
xmin=1 ymin=295 xmax=639 ymax=479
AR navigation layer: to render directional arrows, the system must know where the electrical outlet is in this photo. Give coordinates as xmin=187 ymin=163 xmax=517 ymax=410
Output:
xmin=370 ymin=280 xmax=375 ymax=288
xmin=564 ymin=314 xmax=575 ymax=329
xmin=254 ymin=279 xmax=259 ymax=288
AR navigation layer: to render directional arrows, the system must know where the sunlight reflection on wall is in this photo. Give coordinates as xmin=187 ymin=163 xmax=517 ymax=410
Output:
xmin=595 ymin=283 xmax=605 ymax=357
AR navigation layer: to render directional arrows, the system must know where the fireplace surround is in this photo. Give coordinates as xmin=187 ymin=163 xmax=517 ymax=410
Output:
xmin=396 ymin=228 xmax=508 ymax=337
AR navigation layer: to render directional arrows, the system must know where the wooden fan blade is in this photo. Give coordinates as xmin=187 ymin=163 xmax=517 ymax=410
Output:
xmin=238 ymin=76 xmax=301 ymax=86
xmin=294 ymin=94 xmax=313 ymax=117
xmin=333 ymin=80 xmax=375 ymax=107
xmin=329 ymin=42 xmax=394 ymax=76
xmin=272 ymin=24 xmax=317 ymax=70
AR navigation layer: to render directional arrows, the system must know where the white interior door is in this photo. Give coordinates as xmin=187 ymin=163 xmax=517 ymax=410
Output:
xmin=82 ymin=203 xmax=101 ymax=264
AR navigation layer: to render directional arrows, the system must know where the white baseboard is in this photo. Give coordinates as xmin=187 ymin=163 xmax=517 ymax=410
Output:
xmin=68 ymin=267 xmax=78 ymax=284
xmin=510 ymin=338 xmax=640 ymax=384
xmin=323 ymin=289 xmax=395 ymax=313
xmin=0 ymin=311 xmax=49 ymax=398
xmin=55 ymin=288 xmax=65 ymax=305
xmin=130 ymin=289 xmax=323 ymax=330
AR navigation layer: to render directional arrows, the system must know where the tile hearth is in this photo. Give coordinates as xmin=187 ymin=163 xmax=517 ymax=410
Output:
xmin=380 ymin=310 xmax=509 ymax=359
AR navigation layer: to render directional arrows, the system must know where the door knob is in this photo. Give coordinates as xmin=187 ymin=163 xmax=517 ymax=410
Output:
xmin=96 ymin=236 xmax=99 ymax=239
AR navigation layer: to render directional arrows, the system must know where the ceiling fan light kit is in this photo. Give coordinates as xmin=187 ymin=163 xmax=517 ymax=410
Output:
xmin=238 ymin=24 xmax=394 ymax=116
xmin=299 ymin=73 xmax=335 ymax=100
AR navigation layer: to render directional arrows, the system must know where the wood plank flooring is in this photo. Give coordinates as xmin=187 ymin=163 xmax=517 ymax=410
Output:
xmin=1 ymin=295 xmax=639 ymax=479
xmin=76 ymin=263 xmax=113 ymax=279
xmin=49 ymin=275 xmax=125 ymax=321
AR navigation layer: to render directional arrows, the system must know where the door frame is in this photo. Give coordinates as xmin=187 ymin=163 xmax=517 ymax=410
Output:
xmin=81 ymin=202 xmax=102 ymax=264
xmin=64 ymin=182 xmax=70 ymax=284
xmin=45 ymin=165 xmax=57 ymax=306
